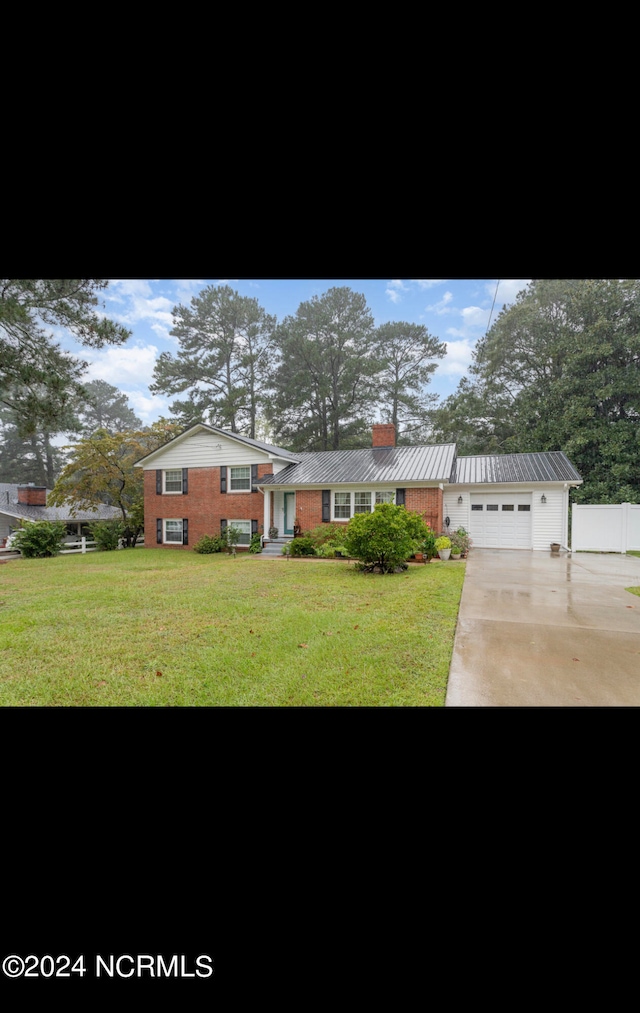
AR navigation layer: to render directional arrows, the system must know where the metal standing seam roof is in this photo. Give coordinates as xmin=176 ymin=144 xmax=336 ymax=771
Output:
xmin=258 ymin=444 xmax=457 ymax=486
xmin=450 ymin=452 xmax=582 ymax=484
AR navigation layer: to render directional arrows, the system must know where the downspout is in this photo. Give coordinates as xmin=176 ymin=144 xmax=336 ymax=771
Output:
xmin=560 ymin=483 xmax=571 ymax=553
xmin=256 ymin=484 xmax=266 ymax=548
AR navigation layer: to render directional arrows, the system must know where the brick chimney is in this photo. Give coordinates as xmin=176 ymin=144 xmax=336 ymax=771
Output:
xmin=18 ymin=485 xmax=47 ymax=506
xmin=372 ymin=423 xmax=396 ymax=448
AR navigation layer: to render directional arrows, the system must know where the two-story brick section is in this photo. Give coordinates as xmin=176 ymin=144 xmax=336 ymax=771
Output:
xmin=135 ymin=422 xmax=582 ymax=550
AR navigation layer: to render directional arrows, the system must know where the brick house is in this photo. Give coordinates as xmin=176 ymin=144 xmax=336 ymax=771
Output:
xmin=135 ymin=422 xmax=582 ymax=551
xmin=0 ymin=483 xmax=122 ymax=547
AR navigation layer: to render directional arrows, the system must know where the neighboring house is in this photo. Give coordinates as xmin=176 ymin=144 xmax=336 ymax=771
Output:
xmin=0 ymin=483 xmax=122 ymax=546
xmin=135 ymin=422 xmax=583 ymax=551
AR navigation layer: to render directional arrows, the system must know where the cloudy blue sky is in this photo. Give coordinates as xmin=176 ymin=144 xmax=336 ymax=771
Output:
xmin=56 ymin=279 xmax=531 ymax=426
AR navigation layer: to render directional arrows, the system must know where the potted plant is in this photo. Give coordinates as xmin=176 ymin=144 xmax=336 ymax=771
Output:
xmin=449 ymin=528 xmax=464 ymax=559
xmin=451 ymin=527 xmax=472 ymax=558
xmin=293 ymin=516 xmax=302 ymax=537
xmin=435 ymin=535 xmax=452 ymax=560
xmin=268 ymin=525 xmax=279 ymax=540
xmin=550 ymin=542 xmax=561 ymax=554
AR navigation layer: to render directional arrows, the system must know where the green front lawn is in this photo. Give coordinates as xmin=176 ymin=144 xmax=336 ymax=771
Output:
xmin=0 ymin=550 xmax=465 ymax=706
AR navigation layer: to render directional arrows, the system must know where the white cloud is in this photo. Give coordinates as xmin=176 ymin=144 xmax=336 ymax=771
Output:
xmin=174 ymin=279 xmax=205 ymax=305
xmin=83 ymin=343 xmax=159 ymax=385
xmin=125 ymin=390 xmax=169 ymax=421
xmin=425 ymin=291 xmax=454 ymax=314
xmin=108 ymin=280 xmax=154 ymax=300
xmin=460 ymin=304 xmax=491 ymax=329
xmin=439 ymin=338 xmax=475 ymax=376
xmin=485 ymin=279 xmax=530 ymax=307
xmin=412 ymin=279 xmax=447 ymax=289
xmin=385 ymin=279 xmax=409 ymax=303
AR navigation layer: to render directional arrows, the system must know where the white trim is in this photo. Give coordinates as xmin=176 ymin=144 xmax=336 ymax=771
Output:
xmin=330 ymin=489 xmax=397 ymax=522
xmin=163 ymin=469 xmax=183 ymax=494
xmin=229 ymin=466 xmax=251 ymax=492
xmin=134 ymin=422 xmax=300 ymax=468
xmin=163 ymin=519 xmax=184 ymax=544
xmin=228 ymin=519 xmax=252 ymax=545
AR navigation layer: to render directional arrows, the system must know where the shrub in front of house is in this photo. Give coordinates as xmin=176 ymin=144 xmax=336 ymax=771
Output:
xmin=343 ymin=503 xmax=429 ymax=574
xmin=422 ymin=525 xmax=438 ymax=561
xmin=249 ymin=533 xmax=263 ymax=553
xmin=11 ymin=520 xmax=67 ymax=558
xmin=307 ymin=523 xmax=348 ymax=549
xmin=89 ymin=519 xmax=124 ymax=551
xmin=193 ymin=535 xmax=225 ymax=554
xmin=289 ymin=536 xmax=317 ymax=557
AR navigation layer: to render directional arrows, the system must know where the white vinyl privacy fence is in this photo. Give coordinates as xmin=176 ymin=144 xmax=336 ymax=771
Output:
xmin=571 ymin=503 xmax=640 ymax=552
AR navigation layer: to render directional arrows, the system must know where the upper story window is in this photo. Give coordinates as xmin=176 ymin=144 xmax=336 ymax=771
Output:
xmin=164 ymin=469 xmax=183 ymax=493
xmin=230 ymin=466 xmax=251 ymax=491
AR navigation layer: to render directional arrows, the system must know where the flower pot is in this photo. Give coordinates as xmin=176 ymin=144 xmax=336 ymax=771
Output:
xmin=550 ymin=543 xmax=561 ymax=553
xmin=451 ymin=552 xmax=461 ymax=560
xmin=414 ymin=552 xmax=424 ymax=562
xmin=438 ymin=548 xmax=451 ymax=560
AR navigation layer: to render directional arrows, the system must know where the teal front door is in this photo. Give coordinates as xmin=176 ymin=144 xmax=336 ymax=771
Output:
xmin=284 ymin=493 xmax=295 ymax=536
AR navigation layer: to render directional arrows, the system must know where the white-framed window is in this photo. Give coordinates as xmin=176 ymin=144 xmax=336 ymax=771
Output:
xmin=229 ymin=520 xmax=251 ymax=545
xmin=354 ymin=492 xmax=371 ymax=514
xmin=334 ymin=492 xmax=351 ymax=519
xmin=164 ymin=469 xmax=183 ymax=493
xmin=230 ymin=466 xmax=251 ymax=492
xmin=164 ymin=519 xmax=183 ymax=543
xmin=332 ymin=490 xmax=396 ymax=520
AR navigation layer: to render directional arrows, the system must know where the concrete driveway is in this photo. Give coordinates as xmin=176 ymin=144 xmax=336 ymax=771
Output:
xmin=445 ymin=550 xmax=640 ymax=706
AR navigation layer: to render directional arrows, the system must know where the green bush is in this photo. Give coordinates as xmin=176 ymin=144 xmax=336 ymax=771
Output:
xmin=422 ymin=526 xmax=438 ymax=560
xmin=11 ymin=520 xmax=67 ymax=558
xmin=306 ymin=523 xmax=348 ymax=548
xmin=343 ymin=503 xmax=429 ymax=574
xmin=249 ymin=533 xmax=263 ymax=554
xmin=316 ymin=543 xmax=337 ymax=558
xmin=289 ymin=536 xmax=317 ymax=557
xmin=193 ymin=535 xmax=225 ymax=554
xmin=89 ymin=519 xmax=124 ymax=551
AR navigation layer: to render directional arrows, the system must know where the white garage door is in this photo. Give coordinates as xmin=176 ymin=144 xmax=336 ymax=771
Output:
xmin=469 ymin=493 xmax=532 ymax=548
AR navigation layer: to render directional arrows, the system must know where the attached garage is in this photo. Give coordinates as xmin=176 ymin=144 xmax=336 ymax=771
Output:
xmin=469 ymin=492 xmax=532 ymax=548
xmin=445 ymin=452 xmax=584 ymax=551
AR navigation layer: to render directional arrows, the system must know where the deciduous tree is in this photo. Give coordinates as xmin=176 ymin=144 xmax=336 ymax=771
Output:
xmin=430 ymin=279 xmax=640 ymax=502
xmin=48 ymin=420 xmax=180 ymax=546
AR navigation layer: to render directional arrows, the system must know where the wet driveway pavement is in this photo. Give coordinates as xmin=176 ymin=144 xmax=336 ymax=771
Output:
xmin=445 ymin=549 xmax=640 ymax=706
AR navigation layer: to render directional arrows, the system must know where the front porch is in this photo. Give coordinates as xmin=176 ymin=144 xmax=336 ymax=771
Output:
xmin=264 ymin=489 xmax=297 ymax=539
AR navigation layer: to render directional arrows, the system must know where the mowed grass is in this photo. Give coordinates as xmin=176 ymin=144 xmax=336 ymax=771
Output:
xmin=0 ymin=549 xmax=465 ymax=706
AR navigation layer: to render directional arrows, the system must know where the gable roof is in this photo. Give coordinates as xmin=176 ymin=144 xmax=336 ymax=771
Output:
xmin=451 ymin=452 xmax=582 ymax=484
xmin=134 ymin=423 xmax=300 ymax=467
xmin=258 ymin=444 xmax=457 ymax=486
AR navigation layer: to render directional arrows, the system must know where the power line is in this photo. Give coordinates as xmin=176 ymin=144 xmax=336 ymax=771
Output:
xmin=485 ymin=280 xmax=500 ymax=337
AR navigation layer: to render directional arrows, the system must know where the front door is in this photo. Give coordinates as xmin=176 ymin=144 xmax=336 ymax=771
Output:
xmin=284 ymin=493 xmax=295 ymax=536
